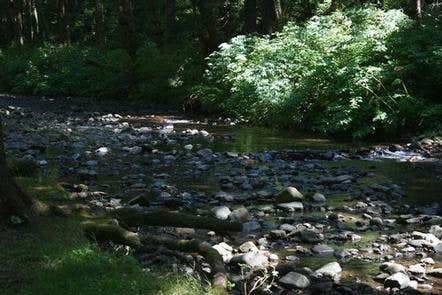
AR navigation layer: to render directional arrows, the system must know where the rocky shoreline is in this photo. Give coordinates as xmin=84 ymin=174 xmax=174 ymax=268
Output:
xmin=1 ymin=95 xmax=441 ymax=294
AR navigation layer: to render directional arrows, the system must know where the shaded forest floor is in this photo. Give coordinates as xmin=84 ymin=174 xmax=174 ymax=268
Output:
xmin=0 ymin=174 xmax=213 ymax=295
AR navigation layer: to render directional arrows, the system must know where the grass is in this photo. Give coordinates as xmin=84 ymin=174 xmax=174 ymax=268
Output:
xmin=1 ymin=173 xmax=212 ymax=295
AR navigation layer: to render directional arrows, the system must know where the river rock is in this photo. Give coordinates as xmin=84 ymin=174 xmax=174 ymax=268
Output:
xmin=312 ymin=244 xmax=334 ymax=255
xmin=280 ymin=223 xmax=297 ymax=232
xmin=412 ymin=231 xmax=440 ymax=244
xmin=277 ymin=202 xmax=304 ymax=212
xmin=95 ymin=147 xmax=109 ymax=156
xmin=408 ymin=264 xmax=425 ymax=275
xmin=239 ymin=241 xmax=258 ymax=253
xmin=311 ymin=193 xmax=326 ymax=203
xmin=275 ymin=187 xmax=304 ymax=203
xmin=384 ymin=272 xmax=410 ymax=289
xmin=381 ymin=262 xmax=406 ymax=274
xmin=279 ymin=272 xmax=310 ymax=289
xmin=230 ymin=250 xmax=269 ymax=269
xmin=429 ymin=225 xmax=442 ymax=239
xmin=420 ymin=257 xmax=435 ymax=265
xmin=242 ymin=220 xmax=262 ymax=233
xmin=211 ymin=206 xmax=231 ymax=220
xmin=229 ymin=206 xmax=251 ymax=222
xmin=270 ymin=229 xmax=287 ymax=239
xmin=213 ymin=242 xmax=233 ymax=263
xmin=370 ymin=217 xmax=384 ymax=226
xmin=215 ymin=191 xmax=234 ymax=202
xmin=433 ymin=242 xmax=442 ymax=254
xmin=315 ymin=262 xmax=342 ymax=280
xmin=298 ymin=229 xmax=323 ymax=243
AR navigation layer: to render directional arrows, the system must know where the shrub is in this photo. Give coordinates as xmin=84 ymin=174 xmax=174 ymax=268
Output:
xmin=195 ymin=7 xmax=440 ymax=138
xmin=0 ymin=43 xmax=203 ymax=105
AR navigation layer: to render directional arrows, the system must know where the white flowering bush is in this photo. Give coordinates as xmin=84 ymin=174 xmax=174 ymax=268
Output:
xmin=195 ymin=7 xmax=421 ymax=138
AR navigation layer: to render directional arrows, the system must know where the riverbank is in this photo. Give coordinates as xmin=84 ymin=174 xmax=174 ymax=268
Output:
xmin=1 ymin=94 xmax=441 ymax=294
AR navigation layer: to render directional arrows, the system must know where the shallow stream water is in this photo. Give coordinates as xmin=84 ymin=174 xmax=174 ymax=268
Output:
xmin=2 ymin=96 xmax=441 ymax=293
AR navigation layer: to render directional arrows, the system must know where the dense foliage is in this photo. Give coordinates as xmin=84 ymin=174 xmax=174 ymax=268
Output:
xmin=0 ymin=44 xmax=202 ymax=104
xmin=195 ymin=7 xmax=441 ymax=138
xmin=0 ymin=1 xmax=440 ymax=137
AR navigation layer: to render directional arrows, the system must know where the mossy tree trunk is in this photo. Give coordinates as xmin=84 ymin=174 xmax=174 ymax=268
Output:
xmin=0 ymin=118 xmax=39 ymax=222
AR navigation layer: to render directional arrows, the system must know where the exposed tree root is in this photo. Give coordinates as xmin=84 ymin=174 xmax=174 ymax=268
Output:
xmin=82 ymin=219 xmax=143 ymax=249
xmin=112 ymin=208 xmax=243 ymax=232
xmin=82 ymin=219 xmax=229 ymax=293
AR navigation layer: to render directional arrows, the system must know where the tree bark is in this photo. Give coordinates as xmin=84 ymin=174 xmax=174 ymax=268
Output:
xmin=244 ymin=0 xmax=257 ymax=33
xmin=164 ymin=0 xmax=177 ymax=46
xmin=119 ymin=0 xmax=137 ymax=56
xmin=192 ymin=0 xmax=222 ymax=54
xmin=416 ymin=0 xmax=422 ymax=19
xmin=261 ymin=0 xmax=282 ymax=34
xmin=0 ymin=118 xmax=39 ymax=222
xmin=95 ymin=0 xmax=105 ymax=46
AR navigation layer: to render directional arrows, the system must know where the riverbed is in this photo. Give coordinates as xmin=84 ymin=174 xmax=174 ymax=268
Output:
xmin=1 ymin=94 xmax=441 ymax=294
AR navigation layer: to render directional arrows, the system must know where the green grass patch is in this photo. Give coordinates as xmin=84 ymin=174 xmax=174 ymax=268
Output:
xmin=1 ymin=174 xmax=211 ymax=295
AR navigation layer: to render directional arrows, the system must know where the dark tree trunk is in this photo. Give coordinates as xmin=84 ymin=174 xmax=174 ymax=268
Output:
xmin=193 ymin=0 xmax=222 ymax=54
xmin=416 ymin=0 xmax=422 ymax=19
xmin=164 ymin=0 xmax=177 ymax=46
xmin=95 ymin=0 xmax=105 ymax=46
xmin=0 ymin=119 xmax=38 ymax=222
xmin=244 ymin=0 xmax=257 ymax=33
xmin=119 ymin=0 xmax=137 ymax=56
xmin=261 ymin=0 xmax=282 ymax=34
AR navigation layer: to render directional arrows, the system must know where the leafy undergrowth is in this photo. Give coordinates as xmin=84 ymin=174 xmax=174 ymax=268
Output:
xmin=195 ymin=7 xmax=442 ymax=138
xmin=0 ymin=175 xmax=211 ymax=295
